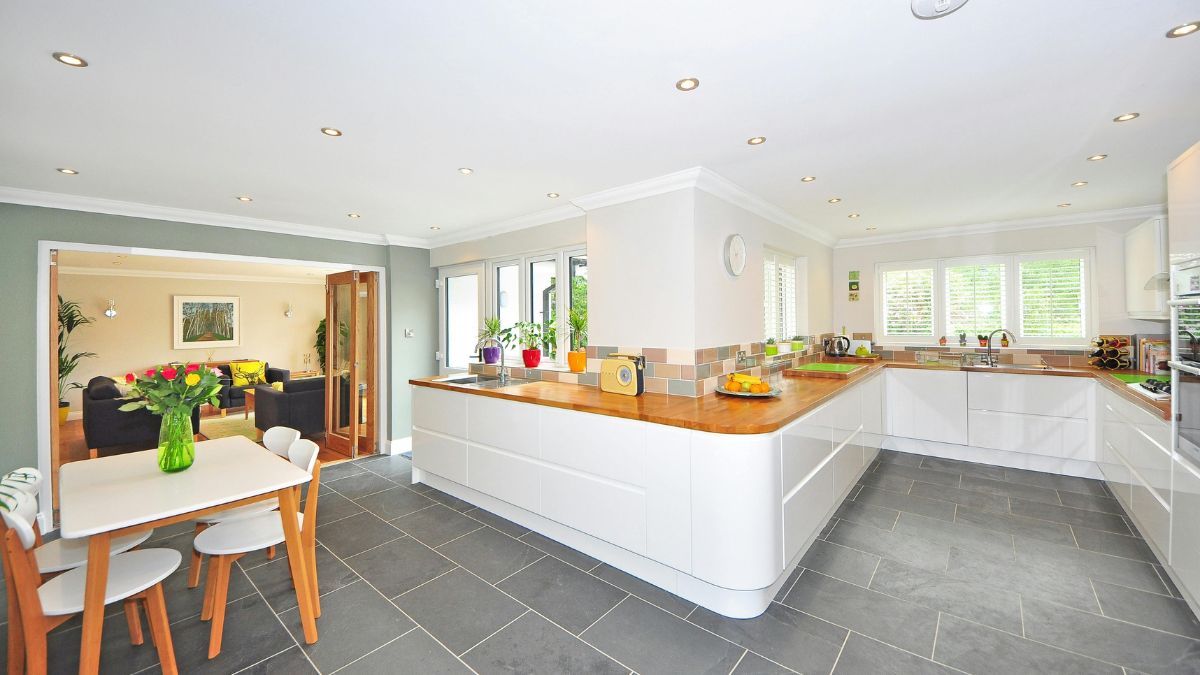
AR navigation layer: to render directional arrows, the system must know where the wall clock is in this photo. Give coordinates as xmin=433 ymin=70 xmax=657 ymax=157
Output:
xmin=724 ymin=234 xmax=747 ymax=277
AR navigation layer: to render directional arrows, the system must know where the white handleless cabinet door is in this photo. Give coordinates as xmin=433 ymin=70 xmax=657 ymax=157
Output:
xmin=967 ymin=373 xmax=1091 ymax=419
xmin=886 ymin=369 xmax=968 ymax=445
xmin=1171 ymin=456 xmax=1200 ymax=605
xmin=860 ymin=373 xmax=884 ymax=462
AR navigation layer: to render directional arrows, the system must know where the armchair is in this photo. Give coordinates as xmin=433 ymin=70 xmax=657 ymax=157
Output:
xmin=252 ymin=377 xmax=325 ymax=436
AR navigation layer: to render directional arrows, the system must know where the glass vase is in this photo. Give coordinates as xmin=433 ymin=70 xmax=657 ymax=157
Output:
xmin=158 ymin=406 xmax=196 ymax=473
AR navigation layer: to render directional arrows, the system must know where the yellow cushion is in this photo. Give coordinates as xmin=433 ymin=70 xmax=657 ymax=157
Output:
xmin=271 ymin=381 xmax=284 ymax=391
xmin=230 ymin=361 xmax=266 ymax=387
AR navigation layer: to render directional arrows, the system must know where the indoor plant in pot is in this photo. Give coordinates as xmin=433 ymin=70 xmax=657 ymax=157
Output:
xmin=119 ymin=363 xmax=223 ymax=473
xmin=764 ymin=337 xmax=779 ymax=356
xmin=509 ymin=321 xmax=543 ymax=368
xmin=567 ymin=308 xmax=587 ymax=373
xmin=57 ymin=296 xmax=96 ymax=425
xmin=790 ymin=335 xmax=805 ymax=353
xmin=478 ymin=316 xmax=506 ymax=364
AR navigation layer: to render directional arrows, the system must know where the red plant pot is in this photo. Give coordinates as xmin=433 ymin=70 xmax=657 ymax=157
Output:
xmin=522 ymin=349 xmax=542 ymax=368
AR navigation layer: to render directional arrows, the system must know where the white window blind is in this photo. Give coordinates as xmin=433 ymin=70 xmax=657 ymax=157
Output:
xmin=945 ymin=262 xmax=1005 ymax=338
xmin=882 ymin=267 xmax=934 ymax=337
xmin=763 ymin=251 xmax=797 ymax=342
xmin=1019 ymin=256 xmax=1086 ymax=339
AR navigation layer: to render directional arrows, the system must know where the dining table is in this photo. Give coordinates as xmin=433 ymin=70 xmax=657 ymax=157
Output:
xmin=58 ymin=435 xmax=318 ymax=674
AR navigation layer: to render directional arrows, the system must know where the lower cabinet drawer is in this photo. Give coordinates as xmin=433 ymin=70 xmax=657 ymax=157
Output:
xmin=412 ymin=429 xmax=468 ymax=484
xmin=783 ymin=460 xmax=835 ymax=564
xmin=832 ymin=436 xmax=864 ymax=498
xmin=1130 ymin=479 xmax=1170 ymax=557
xmin=467 ymin=443 xmax=540 ymax=513
xmin=1121 ymin=424 xmax=1173 ymax=501
xmin=1171 ymin=457 xmax=1200 ymax=603
xmin=1099 ymin=440 xmax=1133 ymax=510
xmin=540 ymin=464 xmax=647 ymax=556
xmin=967 ymin=410 xmax=1090 ymax=459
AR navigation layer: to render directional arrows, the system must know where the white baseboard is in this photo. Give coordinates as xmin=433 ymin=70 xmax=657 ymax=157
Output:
xmin=381 ymin=436 xmax=412 ymax=456
xmin=882 ymin=436 xmax=1102 ymax=479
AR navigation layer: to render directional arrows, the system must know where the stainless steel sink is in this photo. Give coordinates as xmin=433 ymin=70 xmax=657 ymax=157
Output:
xmin=968 ymin=363 xmax=1054 ymax=372
xmin=434 ymin=374 xmax=531 ymax=389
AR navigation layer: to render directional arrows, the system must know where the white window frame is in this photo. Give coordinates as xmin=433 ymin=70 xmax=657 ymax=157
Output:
xmin=874 ymin=248 xmax=1096 ymax=348
xmin=762 ymin=248 xmax=808 ymax=342
xmin=437 ymin=262 xmax=484 ymax=374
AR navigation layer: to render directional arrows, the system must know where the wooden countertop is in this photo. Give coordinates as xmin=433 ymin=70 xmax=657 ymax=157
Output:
xmin=411 ymin=362 xmax=1170 ymax=435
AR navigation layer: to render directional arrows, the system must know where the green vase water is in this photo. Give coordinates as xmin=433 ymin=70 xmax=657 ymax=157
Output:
xmin=157 ymin=406 xmax=195 ymax=473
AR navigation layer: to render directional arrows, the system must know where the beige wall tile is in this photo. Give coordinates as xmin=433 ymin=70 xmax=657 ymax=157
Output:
xmin=667 ymin=348 xmax=695 ymax=365
xmin=645 ymin=377 xmax=668 ymax=394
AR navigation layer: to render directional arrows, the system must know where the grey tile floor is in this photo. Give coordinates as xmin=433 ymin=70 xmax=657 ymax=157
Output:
xmin=5 ymin=449 xmax=1200 ymax=673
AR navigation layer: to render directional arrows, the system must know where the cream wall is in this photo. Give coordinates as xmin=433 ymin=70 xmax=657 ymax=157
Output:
xmin=832 ymin=216 xmax=1167 ymax=343
xmin=57 ymin=274 xmax=325 ymax=410
xmin=429 ymin=216 xmax=587 ymax=267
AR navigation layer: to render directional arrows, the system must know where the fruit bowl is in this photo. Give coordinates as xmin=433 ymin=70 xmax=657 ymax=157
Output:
xmin=716 ymin=384 xmax=782 ymax=398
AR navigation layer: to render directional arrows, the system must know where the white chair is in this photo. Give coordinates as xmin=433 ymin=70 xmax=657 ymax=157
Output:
xmin=185 ymin=426 xmax=300 ymax=586
xmin=0 ymin=467 xmax=42 ymax=497
xmin=192 ymin=438 xmax=321 ymax=658
xmin=1 ymin=504 xmax=181 ymax=674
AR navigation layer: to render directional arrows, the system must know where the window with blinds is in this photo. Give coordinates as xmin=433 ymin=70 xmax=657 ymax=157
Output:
xmin=1019 ymin=256 xmax=1086 ymax=338
xmin=763 ymin=250 xmax=797 ymax=342
xmin=945 ymin=262 xmax=1005 ymax=338
xmin=882 ymin=267 xmax=934 ymax=337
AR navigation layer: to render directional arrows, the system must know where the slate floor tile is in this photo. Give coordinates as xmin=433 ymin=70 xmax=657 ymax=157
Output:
xmin=1057 ymin=490 xmax=1124 ymax=514
xmin=954 ymin=505 xmax=1076 ymax=546
xmin=338 ymin=628 xmax=471 ymax=674
xmin=312 ymin=491 xmax=365 ymax=527
xmin=1072 ymin=525 xmax=1158 ymax=563
xmin=1002 ymin=468 xmax=1109 ymax=496
xmin=731 ymin=651 xmax=797 ymax=675
xmin=825 ymin=519 xmax=950 ymax=573
xmin=876 ymin=450 xmax=925 ymax=466
xmin=518 ymin=531 xmax=601 ymax=571
xmin=1009 ymin=497 xmax=1133 ymax=534
xmin=1013 ymin=536 xmax=1167 ymax=594
xmin=315 ymin=510 xmax=404 ymax=557
xmin=326 ymin=471 xmax=397 ymax=500
xmin=833 ymin=631 xmax=960 ymax=674
xmin=391 ymin=503 xmax=485 ymax=547
xmin=1021 ymin=595 xmax=1200 ymax=674
xmin=462 ymin=611 xmax=628 ymax=675
xmin=869 ymin=558 xmax=1023 ymax=633
xmin=243 ymin=543 xmax=360 ymax=613
xmin=591 ymin=563 xmax=697 ymax=618
xmin=945 ymin=546 xmax=1100 ymax=612
xmin=343 ymin=535 xmax=456 ymax=599
xmin=783 ymin=571 xmax=939 ymax=656
xmin=894 ymin=511 xmax=1015 ymax=558
xmin=465 ymin=507 xmax=532 ymax=538
xmin=582 ymin=597 xmax=744 ymax=675
xmin=438 ymin=526 xmax=545 ymax=583
xmin=320 ymin=461 xmax=368 ymax=483
xmin=169 ymin=593 xmax=299 ymax=675
xmin=919 ymin=456 xmax=1008 ymax=480
xmin=834 ymin=499 xmax=900 ymax=531
xmin=933 ymin=612 xmax=1122 ymax=675
xmin=393 ymin=567 xmax=525 ymax=655
xmin=234 ymin=645 xmax=317 ymax=674
xmin=358 ymin=453 xmax=413 ymax=479
xmin=774 ymin=566 xmax=804 ymax=603
xmin=958 ymin=475 xmax=1061 ymax=503
xmin=280 ymin=580 xmax=415 ymax=673
xmin=688 ymin=601 xmax=846 ymax=674
xmin=854 ymin=486 xmax=956 ymax=522
xmin=423 ymin=487 xmax=479 ymax=513
xmin=909 ymin=480 xmax=1010 ymax=512
xmin=858 ymin=470 xmax=916 ymax=493
xmin=1092 ymin=580 xmax=1200 ymax=639
xmin=497 ymin=556 xmax=628 ymax=634
xmin=871 ymin=462 xmax=962 ymax=487
xmin=354 ymin=485 xmax=435 ymax=520
xmin=799 ymin=538 xmax=880 ymax=587
xmin=161 ymin=558 xmax=258 ymax=623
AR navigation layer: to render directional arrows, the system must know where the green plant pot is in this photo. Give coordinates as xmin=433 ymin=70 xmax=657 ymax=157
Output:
xmin=791 ymin=341 xmax=805 ymax=352
xmin=765 ymin=345 xmax=779 ymax=356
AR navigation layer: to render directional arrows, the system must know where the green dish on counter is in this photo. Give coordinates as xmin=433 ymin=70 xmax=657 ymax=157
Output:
xmin=1110 ymin=373 xmax=1159 ymax=384
xmin=791 ymin=363 xmax=862 ymax=373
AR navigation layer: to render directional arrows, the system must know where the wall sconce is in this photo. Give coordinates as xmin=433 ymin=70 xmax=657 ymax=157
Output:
xmin=103 ymin=299 xmax=118 ymax=319
xmin=284 ymin=304 xmax=294 ymax=319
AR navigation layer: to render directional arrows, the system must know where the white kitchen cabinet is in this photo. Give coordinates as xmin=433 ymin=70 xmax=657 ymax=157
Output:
xmin=886 ymin=369 xmax=968 ymax=445
xmin=967 ymin=410 xmax=1089 ymax=459
xmin=468 ymin=395 xmax=539 ymax=457
xmin=412 ymin=429 xmax=468 ymax=484
xmin=1171 ymin=455 xmax=1200 ymax=607
xmin=967 ymin=372 xmax=1091 ymax=419
xmin=860 ymin=372 xmax=884 ymax=462
xmin=965 ymin=373 xmax=1093 ymax=460
xmin=1125 ymin=216 xmax=1168 ymax=320
xmin=1099 ymin=388 xmax=1172 ymax=557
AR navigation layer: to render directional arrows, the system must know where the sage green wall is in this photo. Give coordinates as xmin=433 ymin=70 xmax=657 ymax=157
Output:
xmin=0 ymin=202 xmax=435 ymax=470
xmin=387 ymin=246 xmax=438 ymax=443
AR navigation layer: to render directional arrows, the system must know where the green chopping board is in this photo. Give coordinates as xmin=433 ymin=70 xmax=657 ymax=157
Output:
xmin=1110 ymin=373 xmax=1159 ymax=384
xmin=791 ymin=363 xmax=862 ymax=373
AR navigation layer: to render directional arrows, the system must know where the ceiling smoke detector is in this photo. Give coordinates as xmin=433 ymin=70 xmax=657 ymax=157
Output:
xmin=911 ymin=0 xmax=969 ymax=20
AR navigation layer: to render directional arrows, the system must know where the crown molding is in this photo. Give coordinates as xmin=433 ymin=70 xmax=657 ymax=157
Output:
xmin=569 ymin=167 xmax=705 ymax=211
xmin=0 ymin=186 xmax=398 ymax=246
xmin=424 ymin=204 xmax=586 ymax=248
xmin=384 ymin=233 xmax=433 ymax=248
xmin=58 ymin=266 xmax=326 ymax=285
xmin=692 ymin=169 xmax=838 ymax=247
xmin=834 ymin=204 xmax=1166 ymax=249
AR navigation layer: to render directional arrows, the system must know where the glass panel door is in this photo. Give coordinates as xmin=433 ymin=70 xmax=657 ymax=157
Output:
xmin=325 ymin=271 xmax=359 ymax=456
xmin=439 ymin=264 xmax=483 ymax=373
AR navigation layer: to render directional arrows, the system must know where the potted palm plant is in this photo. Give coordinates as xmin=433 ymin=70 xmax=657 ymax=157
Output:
xmin=478 ymin=316 xmax=505 ymax=364
xmin=57 ymin=296 xmax=96 ymax=425
xmin=567 ymin=308 xmax=587 ymax=373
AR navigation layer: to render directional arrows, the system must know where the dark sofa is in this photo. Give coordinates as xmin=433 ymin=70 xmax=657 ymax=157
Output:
xmin=253 ymin=377 xmax=326 ymax=436
xmin=82 ymin=376 xmax=200 ymax=457
xmin=213 ymin=362 xmax=289 ymax=415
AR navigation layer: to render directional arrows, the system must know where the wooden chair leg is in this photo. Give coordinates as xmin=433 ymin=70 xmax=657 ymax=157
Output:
xmin=266 ymin=545 xmax=276 ymax=560
xmin=307 ymin=544 xmax=320 ymax=618
xmin=219 ymin=409 xmax=226 ymax=418
xmin=7 ymin=592 xmax=25 ymax=675
xmin=207 ymin=556 xmax=232 ymax=659
xmin=201 ymin=552 xmax=220 ymax=621
xmin=88 ymin=448 xmax=98 ymax=459
xmin=143 ymin=584 xmax=178 ymax=675
xmin=124 ymin=599 xmax=144 ymax=645
xmin=187 ymin=523 xmax=208 ymax=588
xmin=21 ymin=622 xmax=47 ymax=675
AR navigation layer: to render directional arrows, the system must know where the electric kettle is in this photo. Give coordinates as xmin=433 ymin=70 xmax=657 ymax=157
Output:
xmin=824 ymin=335 xmax=851 ymax=357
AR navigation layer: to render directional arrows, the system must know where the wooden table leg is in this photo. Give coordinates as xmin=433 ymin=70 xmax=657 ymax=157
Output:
xmin=277 ymin=487 xmax=318 ymax=643
xmin=79 ymin=532 xmax=112 ymax=675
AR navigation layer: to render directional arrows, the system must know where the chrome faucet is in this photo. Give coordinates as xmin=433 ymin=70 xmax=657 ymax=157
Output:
xmin=985 ymin=328 xmax=1015 ymax=367
xmin=477 ymin=337 xmax=509 ymax=383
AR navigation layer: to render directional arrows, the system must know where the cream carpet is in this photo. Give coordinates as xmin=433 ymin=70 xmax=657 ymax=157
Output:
xmin=199 ymin=412 xmax=257 ymax=441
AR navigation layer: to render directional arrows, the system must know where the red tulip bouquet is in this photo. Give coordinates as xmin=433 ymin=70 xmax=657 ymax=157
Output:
xmin=119 ymin=363 xmax=223 ymax=472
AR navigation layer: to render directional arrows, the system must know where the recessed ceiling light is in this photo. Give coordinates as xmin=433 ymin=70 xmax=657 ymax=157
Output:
xmin=1166 ymin=21 xmax=1199 ymax=38
xmin=458 ymin=167 xmax=473 ymax=175
xmin=429 ymin=225 xmax=441 ymax=231
xmin=1113 ymin=112 xmax=1140 ymax=123
xmin=827 ymin=197 xmax=842 ymax=204
xmin=320 ymin=127 xmax=343 ymax=137
xmin=1058 ymin=203 xmax=1071 ymax=208
xmin=236 ymin=196 xmax=253 ymax=202
xmin=746 ymin=136 xmax=766 ymax=146
xmin=55 ymin=167 xmax=78 ymax=175
xmin=848 ymin=213 xmax=861 ymax=219
xmin=675 ymin=77 xmax=700 ymax=92
xmin=1087 ymin=154 xmax=1108 ymax=161
xmin=866 ymin=226 xmax=878 ymax=231
xmin=347 ymin=212 xmax=361 ymax=219
xmin=52 ymin=52 xmax=87 ymax=67
xmin=1071 ymin=181 xmax=1088 ymax=187
xmin=547 ymin=192 xmax=560 ymax=199
xmin=800 ymin=176 xmax=816 ymax=183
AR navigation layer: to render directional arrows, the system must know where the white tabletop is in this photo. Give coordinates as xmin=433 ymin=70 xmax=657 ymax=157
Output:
xmin=59 ymin=435 xmax=311 ymax=538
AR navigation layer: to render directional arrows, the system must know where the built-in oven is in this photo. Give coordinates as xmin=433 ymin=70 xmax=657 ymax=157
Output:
xmin=1174 ymin=362 xmax=1200 ymax=466
xmin=1170 ymin=260 xmax=1200 ymax=465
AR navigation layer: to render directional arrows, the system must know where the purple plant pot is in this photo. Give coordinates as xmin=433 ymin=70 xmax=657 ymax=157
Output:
xmin=482 ymin=346 xmax=502 ymax=364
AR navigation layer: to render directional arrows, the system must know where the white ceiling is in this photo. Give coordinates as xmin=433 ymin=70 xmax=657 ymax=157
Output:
xmin=2 ymin=1 xmax=1198 ymax=245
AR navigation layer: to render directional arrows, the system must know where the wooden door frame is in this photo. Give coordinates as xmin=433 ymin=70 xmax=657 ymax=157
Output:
xmin=35 ymin=241 xmax=391 ymax=532
xmin=324 ymin=271 xmax=360 ymax=456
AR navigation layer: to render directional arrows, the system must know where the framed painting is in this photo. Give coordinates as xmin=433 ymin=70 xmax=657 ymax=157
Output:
xmin=173 ymin=296 xmax=241 ymax=349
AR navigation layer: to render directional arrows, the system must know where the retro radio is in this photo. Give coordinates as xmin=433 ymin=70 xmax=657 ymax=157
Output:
xmin=600 ymin=354 xmax=645 ymax=396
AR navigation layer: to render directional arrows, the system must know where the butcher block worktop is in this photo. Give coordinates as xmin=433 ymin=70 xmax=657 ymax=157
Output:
xmin=410 ymin=361 xmax=1168 ymax=435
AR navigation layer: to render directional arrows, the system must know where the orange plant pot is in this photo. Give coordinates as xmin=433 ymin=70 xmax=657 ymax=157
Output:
xmin=567 ymin=350 xmax=587 ymax=373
